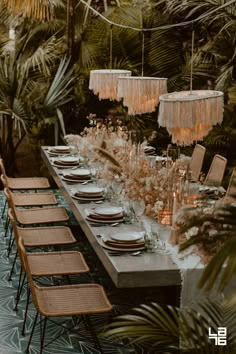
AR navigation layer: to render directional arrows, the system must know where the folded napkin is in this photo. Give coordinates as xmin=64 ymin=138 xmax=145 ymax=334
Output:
xmin=50 ymin=149 xmax=70 ymax=154
xmin=64 ymin=174 xmax=90 ymax=180
xmin=88 ymin=212 xmax=123 ymax=221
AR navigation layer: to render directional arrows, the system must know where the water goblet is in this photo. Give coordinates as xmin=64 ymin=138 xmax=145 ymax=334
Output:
xmin=132 ymin=199 xmax=145 ymax=222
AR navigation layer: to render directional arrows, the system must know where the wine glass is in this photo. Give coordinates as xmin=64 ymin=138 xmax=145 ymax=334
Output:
xmin=111 ymin=180 xmax=124 ymax=205
xmin=132 ymin=199 xmax=145 ymax=219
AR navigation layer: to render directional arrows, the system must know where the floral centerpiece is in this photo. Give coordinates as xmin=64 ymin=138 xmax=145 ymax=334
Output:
xmin=64 ymin=122 xmax=189 ymax=220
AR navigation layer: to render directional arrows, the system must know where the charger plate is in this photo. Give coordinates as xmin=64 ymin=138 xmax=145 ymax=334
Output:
xmin=85 ymin=215 xmax=123 ymax=224
xmin=100 ymin=240 xmax=145 ymax=252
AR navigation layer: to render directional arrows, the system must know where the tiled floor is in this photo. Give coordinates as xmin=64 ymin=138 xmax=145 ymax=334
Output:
xmin=0 ymin=190 xmax=179 ymax=353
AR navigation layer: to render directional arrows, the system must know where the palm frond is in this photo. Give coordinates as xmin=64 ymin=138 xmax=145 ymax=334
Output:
xmin=43 ymin=57 xmax=75 ymax=109
xmin=5 ymin=0 xmax=64 ymax=20
xmin=103 ymin=300 xmax=236 ymax=353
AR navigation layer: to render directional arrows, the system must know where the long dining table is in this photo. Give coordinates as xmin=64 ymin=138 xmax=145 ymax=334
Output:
xmin=41 ymin=147 xmax=181 ymax=290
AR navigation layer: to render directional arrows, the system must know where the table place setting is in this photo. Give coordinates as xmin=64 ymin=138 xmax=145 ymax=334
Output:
xmin=51 ymin=156 xmax=80 ymax=169
xmin=70 ymin=185 xmax=104 ymax=202
xmin=85 ymin=206 xmax=124 ymax=224
xmin=47 ymin=145 xmax=71 ymax=156
xmin=100 ymin=231 xmax=146 ymax=252
xmin=61 ymin=168 xmax=92 ymax=183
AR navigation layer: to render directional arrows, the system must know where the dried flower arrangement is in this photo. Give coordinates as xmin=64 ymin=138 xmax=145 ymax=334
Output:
xmin=64 ymin=120 xmax=189 ymax=220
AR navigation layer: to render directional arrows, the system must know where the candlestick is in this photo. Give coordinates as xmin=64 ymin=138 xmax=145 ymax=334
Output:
xmin=172 ymin=192 xmax=177 ymax=224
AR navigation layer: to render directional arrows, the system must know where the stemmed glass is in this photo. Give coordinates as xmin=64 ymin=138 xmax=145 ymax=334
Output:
xmin=132 ymin=199 xmax=146 ymax=226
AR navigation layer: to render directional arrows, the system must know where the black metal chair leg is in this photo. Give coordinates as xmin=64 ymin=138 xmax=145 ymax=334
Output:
xmin=7 ymin=229 xmax=14 ymax=257
xmin=4 ymin=216 xmax=10 ymax=236
xmin=8 ymin=250 xmax=18 ymax=281
xmin=1 ymin=199 xmax=7 ymax=218
xmin=26 ymin=311 xmax=39 ymax=353
xmin=40 ymin=317 xmax=47 ymax=354
xmin=14 ymin=269 xmax=26 ymax=312
xmin=22 ymin=286 xmax=31 ymax=336
xmin=84 ymin=315 xmax=104 ymax=353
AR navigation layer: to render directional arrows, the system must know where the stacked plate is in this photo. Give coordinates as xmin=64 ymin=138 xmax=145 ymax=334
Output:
xmin=71 ymin=185 xmax=104 ymax=202
xmin=48 ymin=146 xmax=71 ymax=156
xmin=101 ymin=231 xmax=145 ymax=251
xmin=62 ymin=168 xmax=91 ymax=183
xmin=85 ymin=206 xmax=123 ymax=224
xmin=52 ymin=156 xmax=80 ymax=168
xmin=144 ymin=146 xmax=156 ymax=155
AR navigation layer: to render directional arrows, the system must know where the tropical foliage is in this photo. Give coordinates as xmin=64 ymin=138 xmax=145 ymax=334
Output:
xmin=103 ymin=300 xmax=236 ymax=353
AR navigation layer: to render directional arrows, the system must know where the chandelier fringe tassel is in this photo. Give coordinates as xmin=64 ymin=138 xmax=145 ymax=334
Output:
xmin=89 ymin=69 xmax=131 ymax=101
xmin=158 ymin=90 xmax=224 ymax=146
xmin=118 ymin=77 xmax=168 ymax=115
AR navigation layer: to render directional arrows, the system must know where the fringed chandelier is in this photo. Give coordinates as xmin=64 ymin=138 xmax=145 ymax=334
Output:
xmin=89 ymin=25 xmax=132 ymax=101
xmin=117 ymin=32 xmax=167 ymax=115
xmin=158 ymin=31 xmax=224 ymax=146
xmin=158 ymin=90 xmax=224 ymax=146
xmin=118 ymin=76 xmax=167 ymax=115
xmin=89 ymin=69 xmax=131 ymax=101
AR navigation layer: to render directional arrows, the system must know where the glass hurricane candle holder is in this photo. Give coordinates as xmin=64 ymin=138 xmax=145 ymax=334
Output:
xmin=158 ymin=209 xmax=173 ymax=226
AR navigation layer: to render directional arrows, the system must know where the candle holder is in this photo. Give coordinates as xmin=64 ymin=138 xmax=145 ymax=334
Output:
xmin=185 ymin=194 xmax=201 ymax=207
xmin=159 ymin=209 xmax=173 ymax=226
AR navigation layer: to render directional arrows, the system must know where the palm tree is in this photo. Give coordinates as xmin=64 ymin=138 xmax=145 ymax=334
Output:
xmin=0 ymin=17 xmax=75 ymax=173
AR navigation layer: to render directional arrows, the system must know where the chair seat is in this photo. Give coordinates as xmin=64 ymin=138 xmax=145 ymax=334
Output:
xmin=15 ymin=206 xmax=69 ymax=225
xmin=28 ymin=251 xmax=89 ymax=276
xmin=7 ymin=176 xmax=50 ymax=190
xmin=35 ymin=283 xmax=112 ymax=317
xmin=18 ymin=226 xmax=76 ymax=246
xmin=11 ymin=192 xmax=57 ymax=206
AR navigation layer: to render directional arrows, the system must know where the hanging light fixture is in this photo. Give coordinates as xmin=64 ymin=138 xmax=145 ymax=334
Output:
xmin=158 ymin=30 xmax=224 ymax=146
xmin=117 ymin=32 xmax=168 ymax=115
xmin=89 ymin=69 xmax=131 ymax=101
xmin=118 ymin=76 xmax=167 ymax=115
xmin=158 ymin=90 xmax=223 ymax=146
xmin=89 ymin=25 xmax=131 ymax=101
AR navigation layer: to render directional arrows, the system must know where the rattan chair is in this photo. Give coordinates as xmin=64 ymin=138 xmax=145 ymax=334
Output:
xmin=4 ymin=188 xmax=69 ymax=226
xmin=0 ymin=158 xmax=50 ymax=190
xmin=204 ymin=154 xmax=227 ymax=187
xmin=18 ymin=237 xmax=112 ymax=354
xmin=190 ymin=144 xmax=206 ymax=181
xmin=8 ymin=208 xmax=89 ymax=319
xmin=7 ymin=208 xmax=77 ymax=278
xmin=223 ymin=168 xmax=236 ymax=203
xmin=1 ymin=175 xmax=57 ymax=207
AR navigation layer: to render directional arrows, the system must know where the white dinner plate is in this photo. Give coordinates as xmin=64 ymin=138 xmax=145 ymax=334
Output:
xmin=94 ymin=206 xmax=123 ymax=216
xmin=52 ymin=163 xmax=78 ymax=169
xmin=85 ymin=215 xmax=123 ymax=224
xmin=72 ymin=194 xmax=104 ymax=202
xmin=71 ymin=169 xmax=91 ymax=176
xmin=111 ymin=232 xmax=143 ymax=242
xmin=76 ymin=185 xmax=103 ymax=195
xmin=52 ymin=146 xmax=70 ymax=151
xmin=58 ymin=156 xmax=79 ymax=163
xmin=100 ymin=240 xmax=145 ymax=252
xmin=62 ymin=176 xmax=89 ymax=183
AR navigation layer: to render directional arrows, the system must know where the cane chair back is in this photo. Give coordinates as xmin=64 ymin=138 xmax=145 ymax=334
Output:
xmin=1 ymin=175 xmax=57 ymax=206
xmin=8 ymin=208 xmax=76 ymax=247
xmin=204 ymin=154 xmax=227 ymax=187
xmin=18 ymin=237 xmax=112 ymax=317
xmin=4 ymin=188 xmax=69 ymax=225
xmin=0 ymin=158 xmax=50 ymax=190
xmin=223 ymin=168 xmax=236 ymax=203
xmin=190 ymin=144 xmax=206 ymax=181
xmin=8 ymin=208 xmax=89 ymax=276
